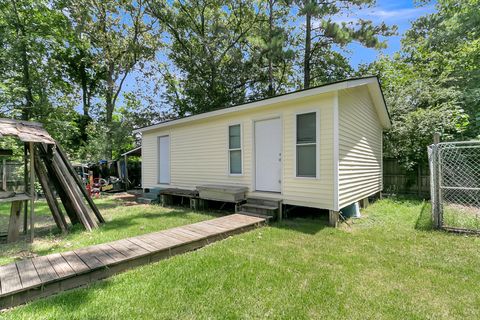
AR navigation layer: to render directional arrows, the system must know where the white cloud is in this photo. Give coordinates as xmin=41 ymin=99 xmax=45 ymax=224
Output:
xmin=328 ymin=4 xmax=436 ymax=27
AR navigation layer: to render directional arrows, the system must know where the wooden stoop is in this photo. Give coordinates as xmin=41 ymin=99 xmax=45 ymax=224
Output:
xmin=238 ymin=197 xmax=283 ymax=221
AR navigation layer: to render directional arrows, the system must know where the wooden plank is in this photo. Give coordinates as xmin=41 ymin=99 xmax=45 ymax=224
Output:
xmin=7 ymin=201 xmax=22 ymax=243
xmin=183 ymin=224 xmax=221 ymax=236
xmin=116 ymin=239 xmax=149 ymax=256
xmin=61 ymin=251 xmax=90 ymax=274
xmin=197 ymin=220 xmax=230 ymax=231
xmin=16 ymin=259 xmax=42 ymax=289
xmin=34 ymin=152 xmax=68 ymax=232
xmin=56 ymin=145 xmax=104 ymax=224
xmin=136 ymin=234 xmax=171 ymax=251
xmin=95 ymin=244 xmax=127 ymax=263
xmin=29 ymin=141 xmax=34 ymax=243
xmin=161 ymin=229 xmax=196 ymax=242
xmin=47 ymin=253 xmax=76 ymax=279
xmin=171 ymin=227 xmax=206 ymax=239
xmin=31 ymin=256 xmax=58 ymax=283
xmin=141 ymin=232 xmax=183 ymax=247
xmin=84 ymin=246 xmax=118 ymax=266
xmin=128 ymin=238 xmax=158 ymax=252
xmin=230 ymin=214 xmax=265 ymax=224
xmin=0 ymin=263 xmax=22 ymax=294
xmin=52 ymin=151 xmax=97 ymax=230
xmin=108 ymin=240 xmax=138 ymax=259
xmin=193 ymin=221 xmax=229 ymax=233
xmin=74 ymin=248 xmax=104 ymax=270
xmin=204 ymin=219 xmax=245 ymax=230
xmin=37 ymin=145 xmax=79 ymax=225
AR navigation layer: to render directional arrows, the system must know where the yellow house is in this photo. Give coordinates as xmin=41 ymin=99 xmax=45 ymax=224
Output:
xmin=134 ymin=76 xmax=391 ymax=223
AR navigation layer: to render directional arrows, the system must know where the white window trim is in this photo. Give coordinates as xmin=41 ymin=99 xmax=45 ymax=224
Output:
xmin=157 ymin=134 xmax=171 ymax=185
xmin=228 ymin=123 xmax=243 ymax=176
xmin=294 ymin=110 xmax=319 ymax=179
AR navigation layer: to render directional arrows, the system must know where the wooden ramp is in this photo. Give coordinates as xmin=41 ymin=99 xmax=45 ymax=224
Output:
xmin=0 ymin=214 xmax=265 ymax=309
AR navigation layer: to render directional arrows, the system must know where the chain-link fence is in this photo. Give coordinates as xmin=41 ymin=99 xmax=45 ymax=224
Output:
xmin=428 ymin=141 xmax=480 ymax=233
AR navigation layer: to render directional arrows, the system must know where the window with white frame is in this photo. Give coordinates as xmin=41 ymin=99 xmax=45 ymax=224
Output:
xmin=228 ymin=124 xmax=242 ymax=174
xmin=296 ymin=112 xmax=317 ymax=177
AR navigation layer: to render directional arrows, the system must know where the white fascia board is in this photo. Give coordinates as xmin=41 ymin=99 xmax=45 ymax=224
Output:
xmin=134 ymin=77 xmax=380 ymax=134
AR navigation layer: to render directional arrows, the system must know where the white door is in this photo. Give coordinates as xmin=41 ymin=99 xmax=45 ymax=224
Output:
xmin=158 ymin=136 xmax=170 ymax=184
xmin=255 ymin=118 xmax=282 ymax=192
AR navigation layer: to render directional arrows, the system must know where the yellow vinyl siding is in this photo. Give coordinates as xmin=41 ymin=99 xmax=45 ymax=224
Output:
xmin=142 ymin=94 xmax=335 ymax=209
xmin=338 ymin=87 xmax=383 ymax=209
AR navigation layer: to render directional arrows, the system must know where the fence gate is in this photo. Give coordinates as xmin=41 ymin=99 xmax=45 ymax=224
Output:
xmin=428 ymin=141 xmax=480 ymax=233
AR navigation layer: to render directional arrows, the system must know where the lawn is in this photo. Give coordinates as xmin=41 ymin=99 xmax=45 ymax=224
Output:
xmin=0 ymin=194 xmax=221 ymax=265
xmin=2 ymin=197 xmax=480 ymax=319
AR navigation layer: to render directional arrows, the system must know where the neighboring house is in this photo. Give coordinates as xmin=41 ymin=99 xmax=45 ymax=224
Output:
xmin=134 ymin=76 xmax=391 ymax=222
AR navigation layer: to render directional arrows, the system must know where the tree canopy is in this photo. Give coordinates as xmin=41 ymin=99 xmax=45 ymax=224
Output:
xmin=0 ymin=0 xmax=478 ymax=166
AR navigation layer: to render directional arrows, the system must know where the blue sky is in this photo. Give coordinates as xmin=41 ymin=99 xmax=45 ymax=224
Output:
xmin=342 ymin=0 xmax=437 ymax=67
xmin=117 ymin=0 xmax=437 ymax=113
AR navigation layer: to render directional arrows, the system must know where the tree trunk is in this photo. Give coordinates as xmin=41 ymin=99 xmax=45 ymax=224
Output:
xmin=80 ymin=60 xmax=90 ymax=117
xmin=304 ymin=7 xmax=312 ymax=89
xmin=104 ymin=62 xmax=115 ymax=160
xmin=267 ymin=0 xmax=274 ymax=96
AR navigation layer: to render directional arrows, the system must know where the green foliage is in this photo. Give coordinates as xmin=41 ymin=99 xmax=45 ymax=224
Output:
xmin=296 ymin=0 xmax=396 ymax=87
xmin=147 ymin=0 xmax=262 ymax=116
xmin=402 ymin=0 xmax=480 ymax=138
xmin=360 ymin=0 xmax=479 ymax=170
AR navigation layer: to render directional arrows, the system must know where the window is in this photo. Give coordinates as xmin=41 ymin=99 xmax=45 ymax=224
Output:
xmin=229 ymin=124 xmax=242 ymax=174
xmin=296 ymin=112 xmax=317 ymax=177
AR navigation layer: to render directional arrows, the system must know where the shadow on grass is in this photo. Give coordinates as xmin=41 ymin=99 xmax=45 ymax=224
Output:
xmin=273 ymin=218 xmax=328 ymax=235
xmin=415 ymin=201 xmax=434 ymax=231
xmin=100 ymin=208 xmax=220 ymax=231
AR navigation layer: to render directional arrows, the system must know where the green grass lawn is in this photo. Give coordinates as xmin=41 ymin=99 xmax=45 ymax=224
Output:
xmin=2 ymin=197 xmax=480 ymax=319
xmin=442 ymin=203 xmax=480 ymax=231
xmin=0 ymin=194 xmax=221 ymax=265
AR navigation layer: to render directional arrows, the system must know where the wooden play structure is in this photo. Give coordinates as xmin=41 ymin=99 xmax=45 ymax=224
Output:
xmin=0 ymin=119 xmax=104 ymax=243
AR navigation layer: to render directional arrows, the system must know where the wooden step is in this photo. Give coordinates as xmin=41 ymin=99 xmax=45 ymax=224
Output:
xmin=246 ymin=197 xmax=281 ymax=207
xmin=237 ymin=211 xmax=272 ymax=221
xmin=241 ymin=203 xmax=278 ymax=216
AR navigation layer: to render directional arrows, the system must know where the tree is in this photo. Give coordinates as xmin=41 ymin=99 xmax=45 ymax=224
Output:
xmin=0 ymin=0 xmax=82 ymax=155
xmin=402 ymin=0 xmax=480 ymax=139
xmin=296 ymin=0 xmax=395 ymax=88
xmin=147 ymin=0 xmax=261 ymax=116
xmin=361 ymin=54 xmax=469 ymax=170
xmin=249 ymin=0 xmax=296 ymax=98
xmin=358 ymin=0 xmax=479 ymax=170
xmin=0 ymin=0 xmax=70 ymax=120
xmin=63 ymin=0 xmax=159 ymax=159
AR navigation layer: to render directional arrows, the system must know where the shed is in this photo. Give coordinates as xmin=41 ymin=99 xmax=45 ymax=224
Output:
xmin=134 ymin=76 xmax=391 ymax=223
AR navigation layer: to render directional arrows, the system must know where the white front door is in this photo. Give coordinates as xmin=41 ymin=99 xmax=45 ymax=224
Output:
xmin=158 ymin=135 xmax=170 ymax=184
xmin=255 ymin=118 xmax=282 ymax=192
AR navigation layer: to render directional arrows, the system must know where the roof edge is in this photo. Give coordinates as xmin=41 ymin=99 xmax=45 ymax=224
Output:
xmin=134 ymin=76 xmax=382 ymax=134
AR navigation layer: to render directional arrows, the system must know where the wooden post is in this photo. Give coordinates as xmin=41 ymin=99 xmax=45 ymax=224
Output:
xmin=124 ymin=154 xmax=129 ymax=190
xmin=433 ymin=132 xmax=442 ymax=228
xmin=7 ymin=201 xmax=23 ymax=243
xmin=29 ymin=142 xmax=35 ymax=243
xmin=278 ymin=201 xmax=283 ymax=222
xmin=361 ymin=197 xmax=369 ymax=209
xmin=329 ymin=210 xmax=339 ymax=228
xmin=2 ymin=158 xmax=6 ymax=191
xmin=55 ymin=145 xmax=104 ymax=224
xmin=34 ymin=152 xmax=68 ymax=233
xmin=23 ymin=143 xmax=28 ymax=235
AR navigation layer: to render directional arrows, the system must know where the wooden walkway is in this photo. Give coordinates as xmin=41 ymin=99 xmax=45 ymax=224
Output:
xmin=0 ymin=214 xmax=265 ymax=309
